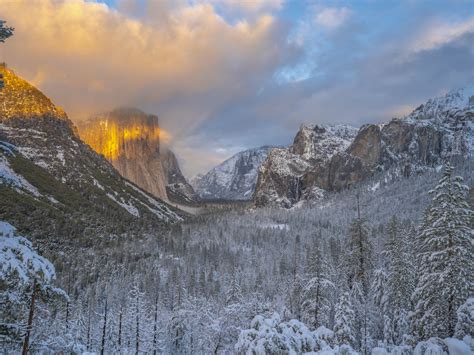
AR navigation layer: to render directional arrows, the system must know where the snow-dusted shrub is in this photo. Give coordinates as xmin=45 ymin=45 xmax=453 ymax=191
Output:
xmin=454 ymin=298 xmax=474 ymax=339
xmin=235 ymin=313 xmax=318 ymax=354
xmin=235 ymin=313 xmax=359 ymax=354
xmin=315 ymin=326 xmax=336 ymax=348
xmin=413 ymin=337 xmax=448 ymax=355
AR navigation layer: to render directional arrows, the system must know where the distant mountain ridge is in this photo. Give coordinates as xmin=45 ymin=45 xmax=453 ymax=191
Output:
xmin=0 ymin=66 xmax=182 ymax=247
xmin=254 ymin=85 xmax=474 ymax=207
xmin=192 ymin=146 xmax=274 ymax=200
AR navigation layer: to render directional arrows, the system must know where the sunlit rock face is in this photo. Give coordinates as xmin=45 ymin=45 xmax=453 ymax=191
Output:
xmin=0 ymin=64 xmax=67 ymax=122
xmin=77 ymin=108 xmax=199 ymax=204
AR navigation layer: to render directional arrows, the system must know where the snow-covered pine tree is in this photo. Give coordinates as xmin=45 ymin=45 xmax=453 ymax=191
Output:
xmin=334 ymin=292 xmax=356 ymax=347
xmin=346 ymin=216 xmax=373 ymax=295
xmin=0 ymin=222 xmax=67 ymax=351
xmin=301 ymin=246 xmax=335 ymax=329
xmin=376 ymin=216 xmax=413 ymax=344
xmin=125 ymin=282 xmax=151 ymax=354
xmin=225 ymin=270 xmax=243 ymax=306
xmin=0 ymin=20 xmax=14 ymax=43
xmin=411 ymin=163 xmax=474 ymax=339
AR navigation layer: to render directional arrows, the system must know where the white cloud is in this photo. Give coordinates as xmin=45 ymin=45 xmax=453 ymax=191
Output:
xmin=315 ymin=7 xmax=351 ymax=30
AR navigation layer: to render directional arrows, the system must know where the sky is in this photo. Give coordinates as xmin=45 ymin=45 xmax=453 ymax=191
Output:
xmin=0 ymin=0 xmax=473 ymax=177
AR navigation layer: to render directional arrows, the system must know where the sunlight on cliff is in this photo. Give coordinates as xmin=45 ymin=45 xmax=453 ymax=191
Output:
xmin=78 ymin=119 xmax=171 ymax=160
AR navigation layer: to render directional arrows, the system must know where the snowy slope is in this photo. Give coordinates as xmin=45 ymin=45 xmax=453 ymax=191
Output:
xmin=193 ymin=146 xmax=274 ymax=200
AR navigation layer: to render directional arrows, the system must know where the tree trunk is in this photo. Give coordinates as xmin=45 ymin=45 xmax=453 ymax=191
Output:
xmin=100 ymin=299 xmax=108 ymax=355
xmin=22 ymin=278 xmax=37 ymax=355
xmin=118 ymin=308 xmax=122 ymax=348
xmin=136 ymin=297 xmax=139 ymax=355
xmin=153 ymin=295 xmax=159 ymax=355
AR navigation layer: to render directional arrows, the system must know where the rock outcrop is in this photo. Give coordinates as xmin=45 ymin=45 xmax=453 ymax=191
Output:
xmin=76 ymin=108 xmax=199 ymax=205
xmin=255 ymin=85 xmax=474 ymax=207
xmin=162 ymin=149 xmax=200 ymax=205
xmin=254 ymin=125 xmax=357 ymax=207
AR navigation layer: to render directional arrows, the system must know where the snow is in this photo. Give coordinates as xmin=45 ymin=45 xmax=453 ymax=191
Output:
xmin=444 ymin=338 xmax=472 ymax=355
xmin=405 ymin=84 xmax=474 ymax=122
xmin=0 ymin=221 xmax=56 ymax=284
xmin=106 ymin=192 xmax=140 ymax=217
xmin=259 ymin=223 xmax=289 ymax=231
xmin=236 ymin=313 xmax=359 ymax=355
xmin=0 ymin=154 xmax=42 ymax=197
xmin=92 ymin=178 xmax=104 ymax=190
xmin=126 ymin=182 xmax=182 ymax=222
xmin=369 ymin=182 xmax=380 ymax=192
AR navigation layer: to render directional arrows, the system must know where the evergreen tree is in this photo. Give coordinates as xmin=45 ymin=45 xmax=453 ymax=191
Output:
xmin=411 ymin=164 xmax=473 ymax=339
xmin=334 ymin=292 xmax=355 ymax=347
xmin=0 ymin=20 xmax=14 ymax=43
xmin=301 ymin=247 xmax=335 ymax=329
xmin=346 ymin=195 xmax=373 ymax=295
xmin=225 ymin=270 xmax=243 ymax=306
xmin=373 ymin=217 xmax=413 ymax=344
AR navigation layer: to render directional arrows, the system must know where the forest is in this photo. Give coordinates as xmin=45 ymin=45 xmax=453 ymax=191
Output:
xmin=1 ymin=162 xmax=472 ymax=354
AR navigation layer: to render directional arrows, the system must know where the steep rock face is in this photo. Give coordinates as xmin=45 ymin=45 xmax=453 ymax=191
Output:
xmin=161 ymin=149 xmax=200 ymax=205
xmin=77 ymin=108 xmax=199 ymax=205
xmin=77 ymin=108 xmax=168 ymax=199
xmin=0 ymin=66 xmax=182 ymax=246
xmin=193 ymin=146 xmax=273 ymax=200
xmin=255 ymin=85 xmax=474 ymax=207
xmin=254 ymin=125 xmax=357 ymax=207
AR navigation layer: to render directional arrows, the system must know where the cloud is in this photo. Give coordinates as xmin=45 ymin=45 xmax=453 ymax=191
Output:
xmin=0 ymin=1 xmax=472 ymax=177
xmin=205 ymin=0 xmax=284 ymax=16
xmin=405 ymin=18 xmax=474 ymax=55
xmin=0 ymin=0 xmax=295 ymax=175
xmin=315 ymin=7 xmax=351 ymax=30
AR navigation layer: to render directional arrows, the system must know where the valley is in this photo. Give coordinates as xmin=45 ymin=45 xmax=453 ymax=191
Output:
xmin=1 ymin=3 xmax=473 ymax=354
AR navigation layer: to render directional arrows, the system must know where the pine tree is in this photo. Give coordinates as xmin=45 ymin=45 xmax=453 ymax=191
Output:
xmin=225 ymin=270 xmax=243 ymax=306
xmin=346 ymin=194 xmax=373 ymax=295
xmin=373 ymin=217 xmax=413 ymax=344
xmin=334 ymin=292 xmax=356 ymax=347
xmin=301 ymin=247 xmax=335 ymax=329
xmin=0 ymin=20 xmax=14 ymax=43
xmin=411 ymin=164 xmax=474 ymax=339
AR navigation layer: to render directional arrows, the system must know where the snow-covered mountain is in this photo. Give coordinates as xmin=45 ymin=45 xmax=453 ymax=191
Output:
xmin=193 ymin=146 xmax=273 ymax=200
xmin=0 ymin=66 xmax=182 ymax=246
xmin=255 ymin=86 xmax=474 ymax=207
xmin=254 ymin=125 xmax=358 ymax=207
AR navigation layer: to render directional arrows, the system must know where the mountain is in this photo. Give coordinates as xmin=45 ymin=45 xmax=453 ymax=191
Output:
xmin=0 ymin=66 xmax=182 ymax=248
xmin=193 ymin=146 xmax=273 ymax=200
xmin=255 ymin=86 xmax=474 ymax=207
xmin=254 ymin=125 xmax=358 ymax=207
xmin=76 ymin=108 xmax=199 ymax=205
